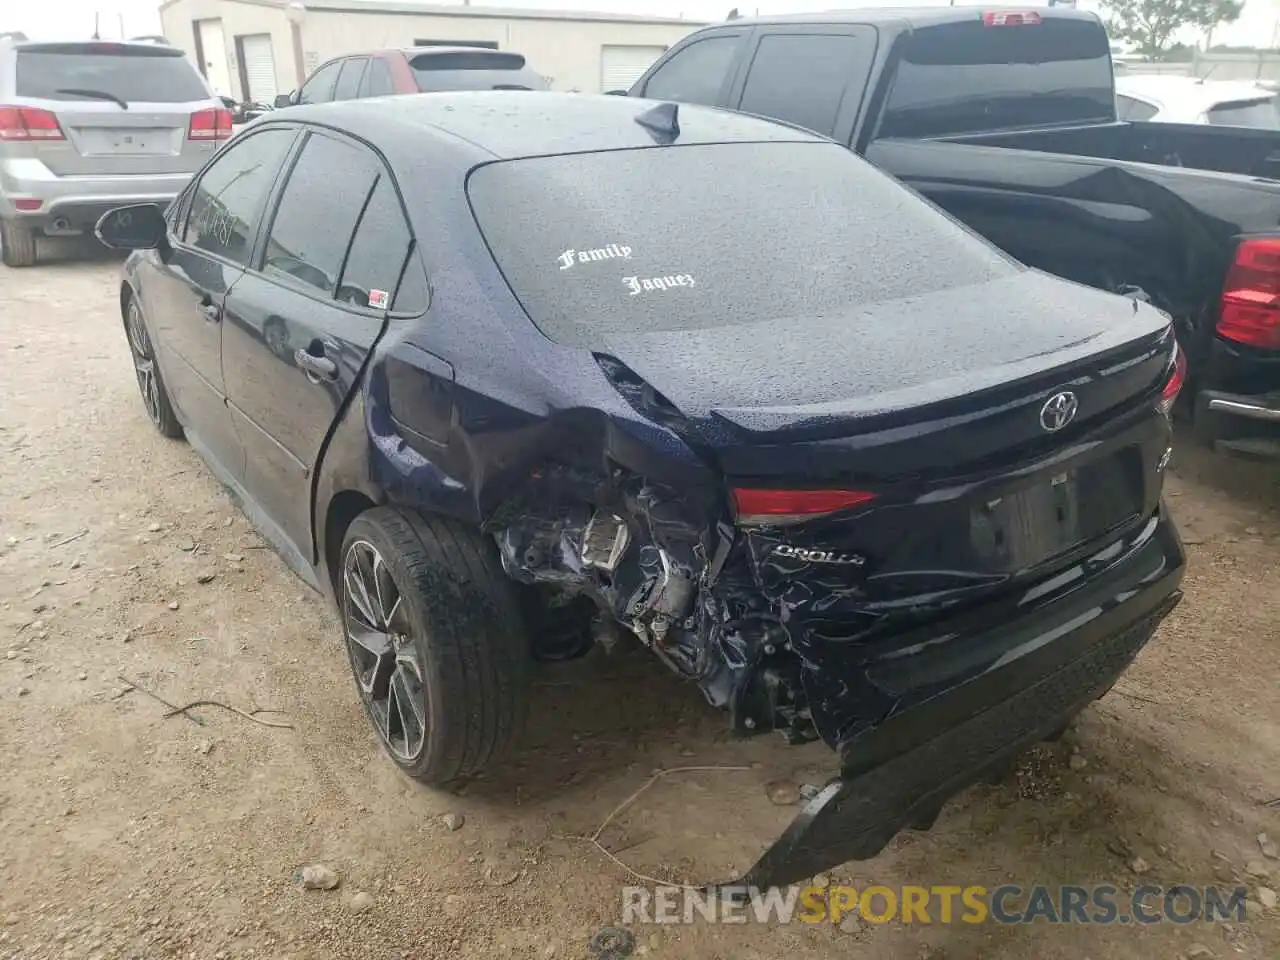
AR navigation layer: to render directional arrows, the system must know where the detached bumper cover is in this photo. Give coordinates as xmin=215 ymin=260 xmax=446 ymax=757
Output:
xmin=732 ymin=508 xmax=1185 ymax=890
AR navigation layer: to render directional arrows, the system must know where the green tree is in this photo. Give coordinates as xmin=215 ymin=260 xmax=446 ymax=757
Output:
xmin=1102 ymin=0 xmax=1244 ymax=58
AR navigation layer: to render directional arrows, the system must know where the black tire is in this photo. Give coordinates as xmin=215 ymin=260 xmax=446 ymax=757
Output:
xmin=0 ymin=219 xmax=36 ymax=268
xmin=339 ymin=507 xmax=529 ymax=784
xmin=123 ymin=294 xmax=184 ymax=439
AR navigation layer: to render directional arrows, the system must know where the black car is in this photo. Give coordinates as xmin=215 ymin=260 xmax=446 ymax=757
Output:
xmin=96 ymin=92 xmax=1186 ymax=889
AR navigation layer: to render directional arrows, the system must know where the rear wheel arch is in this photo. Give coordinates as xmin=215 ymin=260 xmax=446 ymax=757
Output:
xmin=323 ymin=489 xmax=378 ymax=598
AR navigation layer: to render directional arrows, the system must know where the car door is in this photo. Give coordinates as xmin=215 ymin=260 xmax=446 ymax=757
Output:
xmin=221 ymin=128 xmax=415 ymax=560
xmin=730 ymin=26 xmax=879 ymax=143
xmin=632 ymin=30 xmax=749 ymax=105
xmin=140 ymin=125 xmax=297 ymax=479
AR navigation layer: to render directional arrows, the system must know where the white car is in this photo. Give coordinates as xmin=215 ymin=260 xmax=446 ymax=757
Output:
xmin=1115 ymin=75 xmax=1280 ymax=128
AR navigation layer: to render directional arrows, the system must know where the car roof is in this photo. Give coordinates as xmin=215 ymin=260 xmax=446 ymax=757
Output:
xmin=1115 ymin=75 xmax=1274 ymax=110
xmin=274 ymin=91 xmax=826 ymax=161
xmin=697 ymin=5 xmax=1101 ymax=29
xmin=3 ymin=39 xmax=187 ymax=55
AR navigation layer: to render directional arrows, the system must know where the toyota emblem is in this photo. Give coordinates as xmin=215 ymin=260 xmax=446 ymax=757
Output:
xmin=1039 ymin=391 xmax=1079 ymax=432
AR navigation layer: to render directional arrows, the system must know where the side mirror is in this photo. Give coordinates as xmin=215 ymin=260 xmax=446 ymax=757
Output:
xmin=95 ymin=203 xmax=168 ymax=251
xmin=605 ymin=89 xmax=629 ymax=97
xmin=273 ymin=92 xmax=294 ymax=108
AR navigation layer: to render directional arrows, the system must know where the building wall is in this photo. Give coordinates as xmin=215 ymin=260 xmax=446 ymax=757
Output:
xmin=160 ymin=0 xmax=296 ymax=99
xmin=300 ymin=10 xmax=699 ymax=92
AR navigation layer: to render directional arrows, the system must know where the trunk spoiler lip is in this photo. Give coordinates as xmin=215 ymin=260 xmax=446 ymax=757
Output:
xmin=710 ymin=322 xmax=1176 ymax=440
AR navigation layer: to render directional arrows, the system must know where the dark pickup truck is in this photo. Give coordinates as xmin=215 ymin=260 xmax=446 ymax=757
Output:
xmin=629 ymin=7 xmax=1280 ymax=457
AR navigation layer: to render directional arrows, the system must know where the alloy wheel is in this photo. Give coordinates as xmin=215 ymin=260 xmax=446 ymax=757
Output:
xmin=125 ymin=300 xmax=162 ymax=427
xmin=342 ymin=540 xmax=428 ymax=762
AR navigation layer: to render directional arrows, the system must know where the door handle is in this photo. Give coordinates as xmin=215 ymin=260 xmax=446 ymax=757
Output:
xmin=294 ymin=348 xmax=338 ymax=382
xmin=199 ymin=302 xmax=221 ymax=323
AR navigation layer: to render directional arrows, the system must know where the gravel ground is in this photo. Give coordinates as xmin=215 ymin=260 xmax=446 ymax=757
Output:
xmin=1 ymin=247 xmax=1279 ymax=960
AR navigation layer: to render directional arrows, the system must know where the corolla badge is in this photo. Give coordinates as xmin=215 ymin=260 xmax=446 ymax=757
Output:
xmin=771 ymin=544 xmax=867 ymax=566
xmin=1039 ymin=391 xmax=1079 ymax=433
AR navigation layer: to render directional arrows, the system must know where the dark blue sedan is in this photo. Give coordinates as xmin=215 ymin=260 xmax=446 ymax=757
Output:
xmin=97 ymin=92 xmax=1186 ymax=888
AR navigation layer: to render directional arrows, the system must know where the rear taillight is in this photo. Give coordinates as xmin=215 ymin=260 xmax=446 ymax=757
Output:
xmin=1220 ymin=236 xmax=1280 ymax=349
xmin=0 ymin=105 xmax=65 ymax=141
xmin=188 ymin=107 xmax=233 ymax=141
xmin=1158 ymin=339 xmax=1186 ymax=416
xmin=983 ymin=11 xmax=1042 ymax=26
xmin=731 ymin=488 xmax=877 ymax=526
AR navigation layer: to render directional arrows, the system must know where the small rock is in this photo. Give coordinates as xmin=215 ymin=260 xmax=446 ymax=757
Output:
xmin=1129 ymin=856 xmax=1151 ymax=875
xmin=16 ymin=686 xmax=29 ymax=697
xmin=813 ymin=873 xmax=830 ymax=888
xmin=4 ymin=651 xmax=15 ymax=661
xmin=223 ymin=518 xmax=234 ymax=527
xmin=347 ymin=891 xmax=374 ymax=915
xmin=76 ymin=671 xmax=87 ymax=681
xmin=441 ymin=812 xmax=465 ymax=831
xmin=1257 ymin=886 xmax=1277 ymax=910
xmin=69 ymin=559 xmax=81 ymax=570
xmin=195 ymin=571 xmax=217 ymax=585
xmin=1244 ymin=526 xmax=1260 ymax=536
xmin=295 ymin=864 xmax=340 ymax=891
xmin=120 ymin=631 xmax=133 ymax=644
xmin=177 ymin=540 xmax=196 ymax=552
xmin=1260 ymin=833 xmax=1279 ymax=860
xmin=1068 ymin=754 xmax=1088 ymax=771
xmin=1244 ymin=860 xmax=1270 ymax=879
xmin=1185 ymin=946 xmax=1215 ymax=960
xmin=196 ymin=740 xmax=214 ymax=756
xmin=167 ymin=601 xmax=180 ymax=611
xmin=148 ymin=522 xmax=162 ymax=533
xmin=764 ymin=779 xmax=801 ymax=806
xmin=838 ymin=911 xmax=862 ymax=934
xmin=1179 ymin=532 xmax=1206 ymax=545
xmin=223 ymin=553 xmax=244 ymax=563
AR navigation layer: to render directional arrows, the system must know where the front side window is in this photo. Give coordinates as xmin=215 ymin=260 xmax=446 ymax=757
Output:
xmin=298 ymin=60 xmax=341 ymax=104
xmin=261 ymin=132 xmax=378 ymax=297
xmin=183 ymin=128 xmax=295 ymax=264
xmin=468 ymin=141 xmax=1016 ymax=349
xmin=641 ymin=36 xmax=740 ymax=105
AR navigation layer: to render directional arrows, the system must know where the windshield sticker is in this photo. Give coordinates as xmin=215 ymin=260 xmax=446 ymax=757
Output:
xmin=558 ymin=244 xmax=633 ymax=270
xmin=368 ymin=288 xmax=389 ymax=309
xmin=623 ymin=274 xmax=696 ymax=296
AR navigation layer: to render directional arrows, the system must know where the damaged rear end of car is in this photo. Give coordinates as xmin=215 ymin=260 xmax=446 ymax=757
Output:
xmin=457 ymin=136 xmax=1187 ymax=888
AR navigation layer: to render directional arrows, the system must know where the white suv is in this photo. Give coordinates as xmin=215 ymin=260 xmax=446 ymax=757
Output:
xmin=0 ymin=38 xmax=229 ymax=267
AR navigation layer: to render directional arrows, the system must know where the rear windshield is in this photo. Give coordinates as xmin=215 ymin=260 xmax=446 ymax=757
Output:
xmin=16 ymin=45 xmax=209 ymax=103
xmin=410 ymin=51 xmax=547 ymax=91
xmin=1207 ymin=97 xmax=1280 ymax=129
xmin=879 ymin=17 xmax=1115 ymax=139
xmin=468 ymin=141 xmax=1016 ymax=348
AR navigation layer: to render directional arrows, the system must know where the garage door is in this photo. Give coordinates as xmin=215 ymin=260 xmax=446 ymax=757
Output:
xmin=600 ymin=45 xmax=667 ymax=93
xmin=240 ymin=34 xmax=277 ymax=104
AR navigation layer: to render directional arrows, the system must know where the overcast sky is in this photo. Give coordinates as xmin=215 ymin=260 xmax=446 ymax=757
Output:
xmin=4 ymin=0 xmax=1279 ymax=48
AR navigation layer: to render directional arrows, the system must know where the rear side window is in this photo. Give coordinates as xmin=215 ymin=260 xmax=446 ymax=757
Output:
xmin=738 ymin=32 xmax=876 ymax=138
xmin=184 ymin=128 xmax=295 ymax=263
xmin=333 ymin=58 xmax=368 ymax=101
xmin=641 ymin=36 xmax=740 ymax=105
xmin=468 ymin=142 xmax=1015 ymax=348
xmin=262 ymin=132 xmax=378 ymax=297
xmin=409 ymin=51 xmax=546 ymax=91
xmin=879 ymin=17 xmax=1115 ymax=138
xmin=1206 ymin=97 xmax=1280 ymax=129
xmin=1116 ymin=94 xmax=1158 ymax=122
xmin=298 ymin=61 xmax=341 ymax=104
xmin=360 ymin=58 xmax=396 ymax=97
xmin=339 ymin=176 xmax=413 ymax=309
xmin=15 ymin=45 xmax=209 ymax=103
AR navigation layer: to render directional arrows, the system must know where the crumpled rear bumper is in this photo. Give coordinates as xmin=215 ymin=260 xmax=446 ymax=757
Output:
xmin=729 ymin=508 xmax=1185 ymax=890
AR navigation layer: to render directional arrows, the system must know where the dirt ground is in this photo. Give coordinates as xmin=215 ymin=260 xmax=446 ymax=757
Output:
xmin=1 ymin=246 xmax=1279 ymax=960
